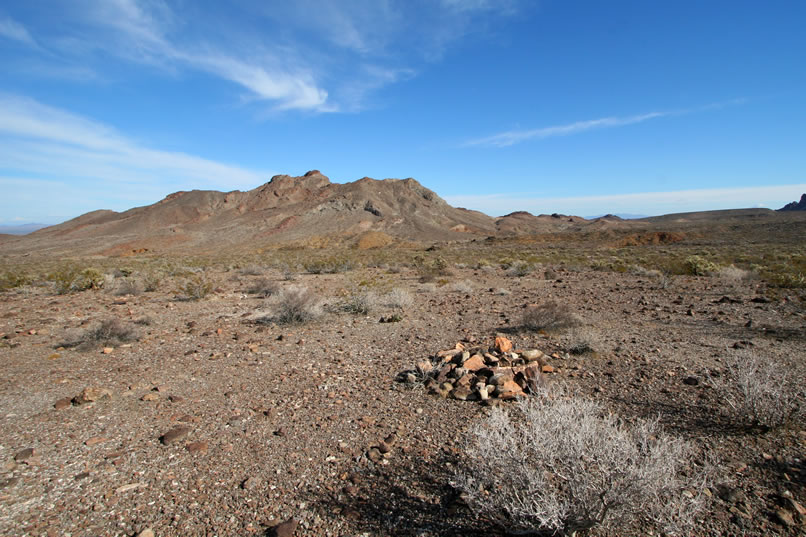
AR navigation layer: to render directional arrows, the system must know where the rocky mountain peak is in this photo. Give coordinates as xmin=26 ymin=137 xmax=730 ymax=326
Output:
xmin=778 ymin=193 xmax=806 ymax=211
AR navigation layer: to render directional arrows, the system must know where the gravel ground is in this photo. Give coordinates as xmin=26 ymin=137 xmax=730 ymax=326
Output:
xmin=1 ymin=264 xmax=804 ymax=536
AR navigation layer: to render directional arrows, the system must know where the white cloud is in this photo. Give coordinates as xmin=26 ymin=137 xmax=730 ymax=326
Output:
xmin=0 ymin=14 xmax=36 ymax=45
xmin=445 ymin=184 xmax=806 ymax=217
xmin=466 ymin=99 xmax=749 ymax=147
xmin=466 ymin=112 xmax=669 ymax=147
xmin=0 ymin=94 xmax=268 ymax=191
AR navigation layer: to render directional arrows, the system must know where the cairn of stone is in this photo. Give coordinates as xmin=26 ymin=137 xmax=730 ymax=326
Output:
xmin=399 ymin=337 xmax=552 ymax=403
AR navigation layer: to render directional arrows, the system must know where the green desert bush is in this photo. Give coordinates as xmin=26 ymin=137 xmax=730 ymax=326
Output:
xmin=341 ymin=291 xmax=379 ymax=315
xmin=0 ymin=270 xmax=31 ymax=291
xmin=684 ymin=255 xmax=719 ymax=276
xmin=176 ymin=274 xmax=213 ymax=300
xmin=455 ymin=388 xmax=710 ymax=536
xmin=414 ymin=255 xmax=452 ymax=283
xmin=49 ymin=266 xmax=105 ymax=294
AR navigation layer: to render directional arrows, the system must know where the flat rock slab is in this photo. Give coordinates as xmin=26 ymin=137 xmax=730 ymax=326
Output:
xmin=160 ymin=426 xmax=191 ymax=445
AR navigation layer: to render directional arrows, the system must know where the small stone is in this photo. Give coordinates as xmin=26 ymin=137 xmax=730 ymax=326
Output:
xmin=73 ymin=387 xmax=112 ymax=404
xmin=136 ymin=530 xmax=155 ymax=537
xmin=141 ymin=393 xmax=160 ymax=402
xmin=367 ymin=447 xmax=383 ymax=462
xmin=521 ymin=349 xmax=544 ymax=361
xmin=478 ymin=386 xmax=489 ymax=401
xmin=683 ymin=376 xmax=699 ymax=386
xmin=14 ymin=448 xmax=35 ymax=462
xmin=496 ymin=380 xmax=525 ymax=399
xmin=168 ymin=395 xmax=184 ymax=403
xmin=84 ymin=436 xmax=108 ymax=447
xmin=102 ymin=347 xmax=114 ymax=354
xmin=53 ymin=397 xmax=72 ymax=410
xmin=775 ymin=509 xmax=795 ymax=527
xmin=186 ymin=441 xmax=208 ymax=453
xmin=268 ymin=518 xmax=298 ymax=537
xmin=495 ymin=336 xmax=513 ymax=353
xmin=160 ymin=426 xmax=191 ymax=445
xmin=405 ymin=372 xmax=418 ymax=384
xmin=452 ymin=387 xmax=472 ymax=400
xmin=241 ymin=476 xmax=260 ymax=490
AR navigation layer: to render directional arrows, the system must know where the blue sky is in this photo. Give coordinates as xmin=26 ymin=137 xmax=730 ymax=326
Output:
xmin=1 ymin=0 xmax=805 ymax=224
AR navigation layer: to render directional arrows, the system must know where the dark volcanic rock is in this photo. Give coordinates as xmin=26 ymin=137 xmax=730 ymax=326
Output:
xmin=778 ymin=193 xmax=806 ymax=211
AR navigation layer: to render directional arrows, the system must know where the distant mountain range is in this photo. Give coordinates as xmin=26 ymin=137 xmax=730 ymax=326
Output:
xmin=0 ymin=223 xmax=48 ymax=235
xmin=1 ymin=173 xmax=803 ymax=256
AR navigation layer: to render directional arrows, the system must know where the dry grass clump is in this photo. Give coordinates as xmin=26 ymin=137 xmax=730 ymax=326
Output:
xmin=505 ymin=260 xmax=534 ymax=277
xmin=521 ymin=301 xmax=582 ymax=332
xmin=714 ymin=351 xmax=804 ymax=429
xmin=113 ymin=278 xmax=142 ymax=296
xmin=238 ymin=265 xmax=265 ymax=276
xmin=567 ymin=327 xmax=600 ymax=355
xmin=717 ymin=265 xmax=752 ymax=284
xmin=247 ymin=277 xmax=280 ymax=298
xmin=259 ymin=285 xmax=322 ymax=324
xmin=304 ymin=256 xmax=356 ymax=274
xmin=383 ymin=288 xmax=413 ymax=310
xmin=341 ymin=291 xmax=379 ymax=315
xmin=448 ymin=280 xmax=474 ymax=293
xmin=60 ymin=319 xmax=139 ymax=350
xmin=0 ymin=269 xmax=31 ymax=292
xmin=455 ymin=388 xmax=710 ymax=536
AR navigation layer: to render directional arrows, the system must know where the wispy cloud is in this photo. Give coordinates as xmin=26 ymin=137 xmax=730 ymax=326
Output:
xmin=466 ymin=112 xmax=668 ymax=147
xmin=0 ymin=14 xmax=36 ymax=46
xmin=465 ymin=99 xmax=749 ymax=148
xmin=0 ymin=94 xmax=268 ymax=191
xmin=445 ymin=184 xmax=806 ymax=217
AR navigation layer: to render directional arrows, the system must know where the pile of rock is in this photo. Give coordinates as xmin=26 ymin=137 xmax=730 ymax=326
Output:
xmin=400 ymin=336 xmax=553 ymax=403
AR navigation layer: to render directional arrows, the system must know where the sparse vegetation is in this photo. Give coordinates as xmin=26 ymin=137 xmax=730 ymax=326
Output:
xmin=521 ymin=301 xmax=582 ymax=332
xmin=60 ymin=318 xmax=139 ymax=350
xmin=49 ymin=266 xmax=105 ymax=294
xmin=383 ymin=288 xmax=413 ymax=310
xmin=260 ymin=285 xmax=322 ymax=324
xmin=0 ymin=270 xmax=31 ymax=291
xmin=714 ymin=351 xmax=805 ymax=429
xmin=455 ymin=388 xmax=710 ymax=536
xmin=304 ymin=256 xmax=356 ymax=274
xmin=341 ymin=291 xmax=379 ymax=315
xmin=247 ymin=277 xmax=280 ymax=298
xmin=684 ymin=255 xmax=719 ymax=276
xmin=567 ymin=327 xmax=599 ymax=355
xmin=176 ymin=274 xmax=213 ymax=300
xmin=113 ymin=278 xmax=142 ymax=296
xmin=414 ymin=255 xmax=452 ymax=282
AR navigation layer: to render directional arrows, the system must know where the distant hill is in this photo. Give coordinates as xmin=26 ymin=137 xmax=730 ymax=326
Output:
xmin=0 ymin=223 xmax=48 ymax=235
xmin=779 ymin=194 xmax=806 ymax=211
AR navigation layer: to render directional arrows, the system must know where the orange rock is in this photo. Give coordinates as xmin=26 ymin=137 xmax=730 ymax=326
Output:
xmin=102 ymin=347 xmax=114 ymax=354
xmin=541 ymin=364 xmax=554 ymax=373
xmin=497 ymin=380 xmax=525 ymax=399
xmin=84 ymin=436 xmax=108 ymax=447
xmin=495 ymin=337 xmax=513 ymax=353
xmin=463 ymin=354 xmax=485 ymax=371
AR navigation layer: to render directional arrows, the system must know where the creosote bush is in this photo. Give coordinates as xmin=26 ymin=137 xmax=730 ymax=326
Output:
xmin=176 ymin=274 xmax=213 ymax=300
xmin=341 ymin=291 xmax=379 ymax=315
xmin=455 ymin=388 xmax=709 ymax=536
xmin=49 ymin=266 xmax=105 ymax=294
xmin=383 ymin=288 xmax=413 ymax=310
xmin=0 ymin=270 xmax=31 ymax=291
xmin=521 ymin=300 xmax=581 ymax=333
xmin=684 ymin=255 xmax=719 ymax=276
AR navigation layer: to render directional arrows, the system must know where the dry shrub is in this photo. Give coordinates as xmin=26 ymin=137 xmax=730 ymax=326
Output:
xmin=448 ymin=280 xmax=474 ymax=293
xmin=715 ymin=351 xmax=804 ymax=429
xmin=383 ymin=288 xmax=413 ymax=310
xmin=248 ymin=277 xmax=280 ymax=298
xmin=113 ymin=278 xmax=142 ymax=296
xmin=717 ymin=265 xmax=752 ymax=285
xmin=521 ymin=301 xmax=581 ymax=332
xmin=567 ymin=327 xmax=599 ymax=355
xmin=341 ymin=291 xmax=379 ymax=315
xmin=455 ymin=389 xmax=710 ymax=536
xmin=238 ymin=265 xmax=265 ymax=276
xmin=61 ymin=319 xmax=138 ymax=350
xmin=505 ymin=260 xmax=534 ymax=278
xmin=261 ymin=285 xmax=322 ymax=324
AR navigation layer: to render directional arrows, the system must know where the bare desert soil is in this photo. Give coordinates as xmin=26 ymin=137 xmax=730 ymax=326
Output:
xmin=1 ymin=256 xmax=804 ymax=536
